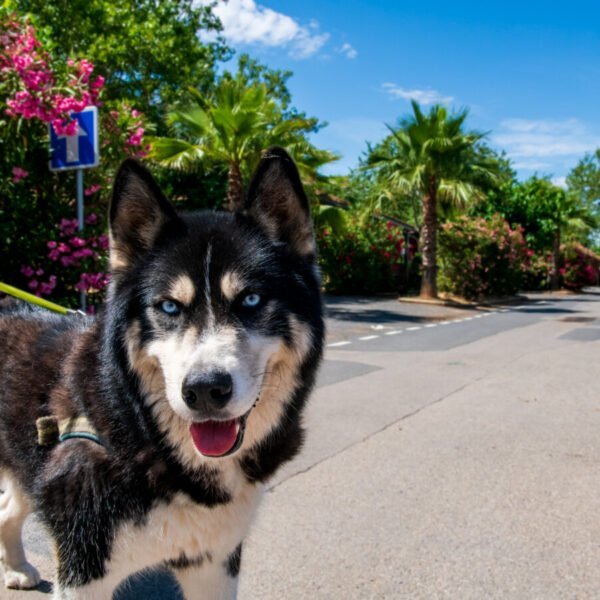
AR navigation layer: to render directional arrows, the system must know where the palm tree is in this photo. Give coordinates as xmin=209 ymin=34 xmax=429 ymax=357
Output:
xmin=544 ymin=185 xmax=597 ymax=290
xmin=366 ymin=101 xmax=500 ymax=298
xmin=148 ymin=77 xmax=337 ymax=211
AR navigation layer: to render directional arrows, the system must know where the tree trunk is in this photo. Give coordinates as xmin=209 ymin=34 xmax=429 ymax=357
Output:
xmin=551 ymin=228 xmax=561 ymax=291
xmin=225 ymin=162 xmax=244 ymax=212
xmin=419 ymin=180 xmax=438 ymax=299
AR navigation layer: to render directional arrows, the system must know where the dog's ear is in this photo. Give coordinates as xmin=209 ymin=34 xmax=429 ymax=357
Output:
xmin=243 ymin=147 xmax=316 ymax=259
xmin=109 ymin=159 xmax=177 ymax=271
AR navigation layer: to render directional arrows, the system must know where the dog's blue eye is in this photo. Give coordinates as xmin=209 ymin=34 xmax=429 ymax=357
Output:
xmin=160 ymin=300 xmax=181 ymax=316
xmin=242 ymin=293 xmax=261 ymax=308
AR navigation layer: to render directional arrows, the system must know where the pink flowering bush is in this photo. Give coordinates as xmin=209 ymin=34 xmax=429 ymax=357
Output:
xmin=102 ymin=101 xmax=152 ymax=161
xmin=438 ymin=215 xmax=528 ymax=300
xmin=521 ymin=251 xmax=552 ymax=290
xmin=1 ymin=11 xmax=147 ymax=308
xmin=1 ymin=13 xmax=103 ymax=135
xmin=560 ymin=243 xmax=600 ymax=291
xmin=19 ymin=213 xmax=109 ymax=310
xmin=317 ymin=218 xmax=412 ymax=294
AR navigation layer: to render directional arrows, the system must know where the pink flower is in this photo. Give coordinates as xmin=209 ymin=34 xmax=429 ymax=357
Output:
xmin=84 ymin=185 xmax=101 ymax=197
xmin=12 ymin=166 xmax=29 ymax=182
xmin=38 ymin=276 xmax=57 ymax=296
xmin=20 ymin=265 xmax=34 ymax=277
xmin=98 ymin=234 xmax=109 ymax=250
xmin=90 ymin=75 xmax=104 ymax=90
xmin=126 ymin=126 xmax=144 ymax=147
xmin=59 ymin=219 xmax=78 ymax=236
xmin=72 ymin=248 xmax=93 ymax=259
xmin=69 ymin=236 xmax=86 ymax=248
xmin=75 ymin=271 xmax=109 ymax=293
xmin=60 ymin=255 xmax=76 ymax=267
xmin=77 ymin=59 xmax=94 ymax=83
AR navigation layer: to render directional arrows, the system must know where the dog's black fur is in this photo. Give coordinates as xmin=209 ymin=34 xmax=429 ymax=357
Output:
xmin=0 ymin=147 xmax=324 ymax=598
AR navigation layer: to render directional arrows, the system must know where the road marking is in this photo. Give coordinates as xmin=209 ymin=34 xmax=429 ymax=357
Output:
xmin=326 ymin=301 xmax=514 ymax=348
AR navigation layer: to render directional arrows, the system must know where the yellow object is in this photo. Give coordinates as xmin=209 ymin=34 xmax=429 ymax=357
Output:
xmin=0 ymin=281 xmax=73 ymax=315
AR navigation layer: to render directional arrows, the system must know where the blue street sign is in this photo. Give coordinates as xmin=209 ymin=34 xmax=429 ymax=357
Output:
xmin=49 ymin=106 xmax=99 ymax=171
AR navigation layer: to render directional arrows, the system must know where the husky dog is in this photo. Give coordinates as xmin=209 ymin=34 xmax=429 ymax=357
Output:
xmin=0 ymin=147 xmax=324 ymax=599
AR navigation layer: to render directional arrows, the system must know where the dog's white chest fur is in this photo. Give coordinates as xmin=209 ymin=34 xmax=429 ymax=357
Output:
xmin=102 ymin=477 xmax=264 ymax=583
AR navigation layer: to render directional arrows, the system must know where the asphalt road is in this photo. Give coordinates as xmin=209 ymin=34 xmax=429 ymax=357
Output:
xmin=7 ymin=291 xmax=600 ymax=598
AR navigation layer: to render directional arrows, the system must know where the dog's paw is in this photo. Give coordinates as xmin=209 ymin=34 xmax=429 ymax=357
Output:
xmin=3 ymin=561 xmax=41 ymax=589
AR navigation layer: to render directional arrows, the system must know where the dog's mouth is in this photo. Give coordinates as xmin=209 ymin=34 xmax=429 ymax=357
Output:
xmin=189 ymin=411 xmax=250 ymax=458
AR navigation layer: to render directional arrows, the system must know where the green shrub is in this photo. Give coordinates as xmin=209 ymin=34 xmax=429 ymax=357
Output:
xmin=438 ymin=215 xmax=527 ymax=300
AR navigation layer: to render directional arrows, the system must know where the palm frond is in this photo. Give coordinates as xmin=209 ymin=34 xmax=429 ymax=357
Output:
xmin=167 ymin=107 xmax=212 ymax=138
xmin=146 ymin=137 xmax=204 ymax=172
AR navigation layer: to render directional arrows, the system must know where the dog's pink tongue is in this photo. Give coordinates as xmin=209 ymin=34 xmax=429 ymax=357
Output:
xmin=190 ymin=420 xmax=238 ymax=457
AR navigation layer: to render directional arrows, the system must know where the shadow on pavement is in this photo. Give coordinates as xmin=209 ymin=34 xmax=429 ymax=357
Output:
xmin=513 ymin=306 xmax=579 ymax=314
xmin=325 ymin=307 xmax=429 ymax=324
xmin=34 ymin=580 xmax=53 ymax=594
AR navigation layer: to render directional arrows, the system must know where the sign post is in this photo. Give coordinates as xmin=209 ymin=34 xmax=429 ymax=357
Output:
xmin=49 ymin=107 xmax=99 ymax=311
xmin=76 ymin=170 xmax=84 ymax=232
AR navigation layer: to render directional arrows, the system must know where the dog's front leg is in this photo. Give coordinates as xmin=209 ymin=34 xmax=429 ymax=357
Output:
xmin=173 ymin=544 xmax=242 ymax=600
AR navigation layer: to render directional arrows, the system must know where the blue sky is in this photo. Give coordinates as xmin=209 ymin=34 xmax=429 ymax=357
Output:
xmin=208 ymin=0 xmax=600 ymax=185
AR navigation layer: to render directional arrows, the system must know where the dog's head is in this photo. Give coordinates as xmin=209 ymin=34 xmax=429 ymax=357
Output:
xmin=108 ymin=148 xmax=323 ymax=466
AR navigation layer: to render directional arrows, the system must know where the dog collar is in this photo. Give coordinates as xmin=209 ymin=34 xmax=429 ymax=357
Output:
xmin=36 ymin=416 xmax=105 ymax=447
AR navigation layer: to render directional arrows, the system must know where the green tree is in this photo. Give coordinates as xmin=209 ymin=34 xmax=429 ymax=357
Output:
xmin=507 ymin=178 xmax=596 ymax=289
xmin=149 ymin=75 xmax=337 ymax=211
xmin=567 ymin=150 xmax=600 ymax=220
xmin=15 ymin=0 xmax=227 ymax=126
xmin=365 ymin=101 xmax=501 ymax=298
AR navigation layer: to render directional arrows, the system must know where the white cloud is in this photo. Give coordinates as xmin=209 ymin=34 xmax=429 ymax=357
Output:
xmin=202 ymin=0 xmax=329 ymax=58
xmin=338 ymin=42 xmax=357 ymax=59
xmin=552 ymin=176 xmax=567 ymax=189
xmin=382 ymin=83 xmax=453 ymax=105
xmin=512 ymin=160 xmax=553 ymax=171
xmin=493 ymin=118 xmax=600 ymax=159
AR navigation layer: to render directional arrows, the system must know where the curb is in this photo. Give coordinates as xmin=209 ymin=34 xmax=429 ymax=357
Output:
xmin=397 ymin=294 xmax=528 ymax=310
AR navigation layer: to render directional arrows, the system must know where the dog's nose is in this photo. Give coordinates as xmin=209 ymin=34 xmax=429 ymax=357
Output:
xmin=182 ymin=371 xmax=233 ymax=411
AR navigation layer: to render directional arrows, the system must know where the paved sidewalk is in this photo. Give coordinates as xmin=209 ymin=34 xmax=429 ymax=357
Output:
xmin=239 ymin=292 xmax=600 ymax=598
